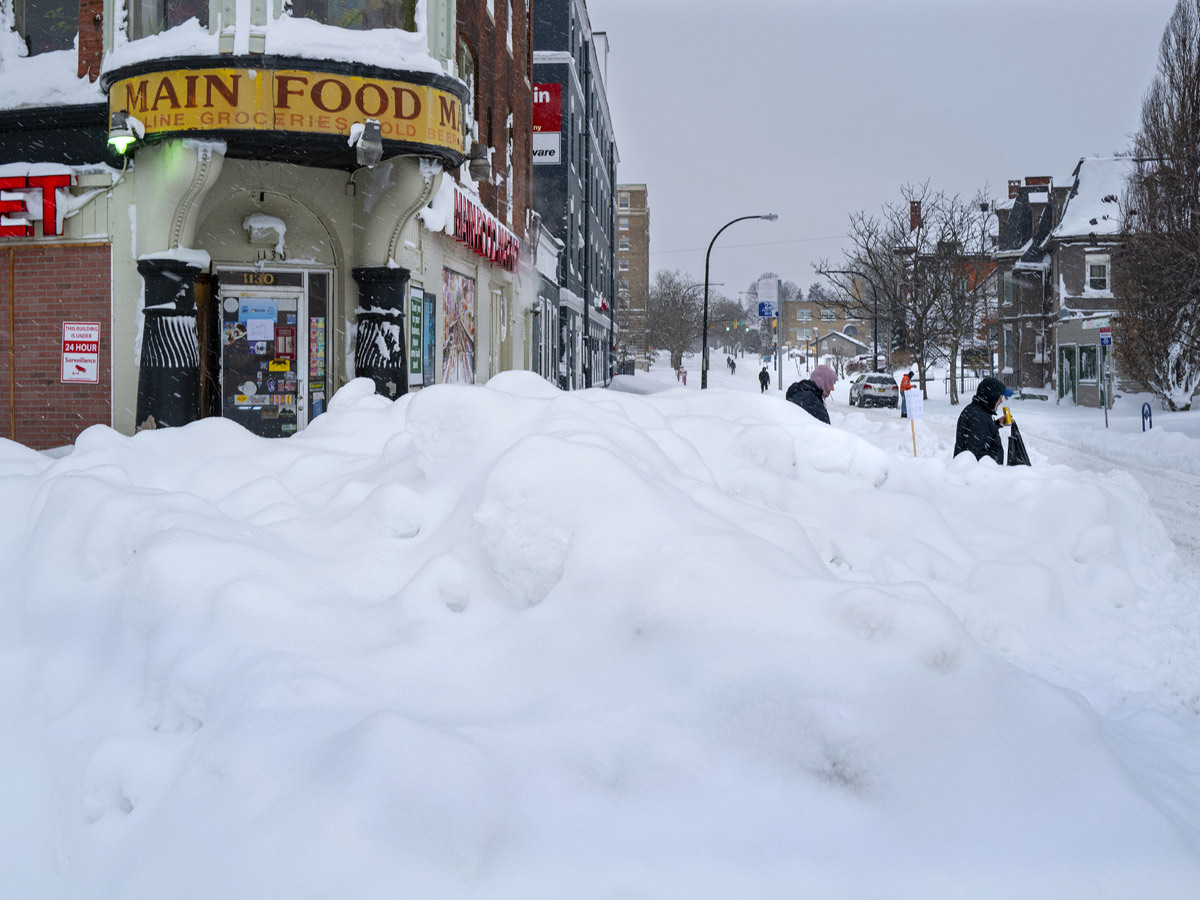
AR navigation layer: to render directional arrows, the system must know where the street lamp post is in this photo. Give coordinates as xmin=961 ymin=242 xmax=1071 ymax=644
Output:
xmin=702 ymin=213 xmax=778 ymax=389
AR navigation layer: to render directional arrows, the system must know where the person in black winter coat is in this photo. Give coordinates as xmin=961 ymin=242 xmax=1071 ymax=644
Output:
xmin=759 ymin=366 xmax=771 ymax=392
xmin=786 ymin=364 xmax=837 ymax=424
xmin=953 ymin=376 xmax=1010 ymax=464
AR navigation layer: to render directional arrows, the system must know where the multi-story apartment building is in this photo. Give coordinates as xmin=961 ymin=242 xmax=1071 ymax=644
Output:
xmin=615 ymin=183 xmax=649 ymax=371
xmin=532 ymin=0 xmax=619 ymax=388
xmin=783 ymin=295 xmax=865 ymax=367
xmin=993 ymin=175 xmax=1072 ymax=392
xmin=1045 ymin=157 xmax=1138 ymax=408
xmin=1 ymin=0 xmax=537 ymax=448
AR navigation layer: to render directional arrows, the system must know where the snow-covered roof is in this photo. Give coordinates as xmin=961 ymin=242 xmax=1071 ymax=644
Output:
xmin=1051 ymin=157 xmax=1137 ymax=240
xmin=101 ymin=18 xmax=449 ymax=78
xmin=817 ymin=330 xmax=869 ymax=349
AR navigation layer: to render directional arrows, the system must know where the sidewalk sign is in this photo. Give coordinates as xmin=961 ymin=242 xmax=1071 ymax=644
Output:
xmin=904 ymin=389 xmax=923 ymax=456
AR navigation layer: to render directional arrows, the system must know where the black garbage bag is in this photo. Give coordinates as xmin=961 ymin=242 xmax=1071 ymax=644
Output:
xmin=1007 ymin=421 xmax=1032 ymax=466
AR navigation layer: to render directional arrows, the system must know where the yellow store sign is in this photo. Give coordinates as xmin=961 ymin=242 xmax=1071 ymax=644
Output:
xmin=108 ymin=68 xmax=464 ymax=153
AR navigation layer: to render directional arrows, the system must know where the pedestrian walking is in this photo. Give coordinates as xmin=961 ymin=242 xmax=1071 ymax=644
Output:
xmin=759 ymin=366 xmax=771 ymax=392
xmin=730 ymin=359 xmax=736 ymax=375
xmin=785 ymin=364 xmax=837 ymax=424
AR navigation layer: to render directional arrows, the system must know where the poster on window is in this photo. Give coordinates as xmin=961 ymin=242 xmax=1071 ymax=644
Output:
xmin=442 ymin=269 xmax=476 ymax=383
xmin=422 ymin=295 xmax=436 ymax=386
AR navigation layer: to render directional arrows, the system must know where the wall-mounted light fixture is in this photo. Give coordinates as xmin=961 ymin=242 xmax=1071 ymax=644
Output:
xmin=467 ymin=140 xmax=491 ymax=182
xmin=356 ymin=120 xmax=383 ymax=168
xmin=108 ymin=111 xmax=136 ymax=155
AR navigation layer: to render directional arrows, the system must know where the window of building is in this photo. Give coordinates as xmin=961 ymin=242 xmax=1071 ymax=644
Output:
xmin=844 ymin=324 xmax=858 ymax=337
xmin=457 ymin=37 xmax=476 ymax=142
xmin=619 ymin=217 xmax=629 ymax=230
xmin=1079 ymin=344 xmax=1098 ymax=381
xmin=618 ymin=237 xmax=628 ymax=251
xmin=619 ymin=258 xmax=629 ymax=271
xmin=619 ymin=277 xmax=628 ymax=291
xmin=1086 ymin=254 xmax=1110 ymax=293
xmin=1003 ymin=326 xmax=1015 ymax=372
xmin=821 ymin=308 xmax=838 ymax=321
xmin=798 ymin=328 xmax=812 ymax=341
xmin=13 ymin=0 xmax=78 ymax=54
xmin=796 ymin=308 xmax=812 ymax=322
xmin=1003 ymin=272 xmax=1014 ymax=306
xmin=618 ymin=194 xmax=630 ymax=209
xmin=290 ymin=0 xmax=416 ymax=33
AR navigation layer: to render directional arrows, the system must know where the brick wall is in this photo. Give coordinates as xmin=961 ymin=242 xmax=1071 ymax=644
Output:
xmin=457 ymin=0 xmax=533 ymax=240
xmin=0 ymin=244 xmax=112 ymax=449
xmin=78 ymin=0 xmax=104 ymax=81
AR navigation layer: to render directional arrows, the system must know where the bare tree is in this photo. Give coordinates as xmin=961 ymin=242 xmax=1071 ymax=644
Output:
xmin=821 ymin=185 xmax=996 ymax=403
xmin=1116 ymin=0 xmax=1200 ymax=410
xmin=647 ymin=269 xmax=704 ymax=371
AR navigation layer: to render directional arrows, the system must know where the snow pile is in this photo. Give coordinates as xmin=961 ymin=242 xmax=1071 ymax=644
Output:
xmin=2 ymin=374 xmax=1200 ymax=898
xmin=0 ymin=45 xmax=104 ymax=110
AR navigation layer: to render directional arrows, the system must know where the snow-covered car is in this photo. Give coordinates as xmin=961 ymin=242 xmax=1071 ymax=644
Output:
xmin=849 ymin=373 xmax=899 ymax=408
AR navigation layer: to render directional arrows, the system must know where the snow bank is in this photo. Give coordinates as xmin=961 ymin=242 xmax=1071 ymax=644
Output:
xmin=2 ymin=373 xmax=1199 ymax=897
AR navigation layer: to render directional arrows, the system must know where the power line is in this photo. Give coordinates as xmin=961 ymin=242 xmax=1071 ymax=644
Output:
xmin=650 ymin=235 xmax=847 ymax=255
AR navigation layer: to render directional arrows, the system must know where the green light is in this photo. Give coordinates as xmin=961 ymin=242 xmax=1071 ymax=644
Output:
xmin=108 ymin=134 xmax=136 ymax=154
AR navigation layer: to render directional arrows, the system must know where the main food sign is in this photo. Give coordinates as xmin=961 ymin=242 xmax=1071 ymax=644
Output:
xmin=108 ymin=68 xmax=464 ymax=153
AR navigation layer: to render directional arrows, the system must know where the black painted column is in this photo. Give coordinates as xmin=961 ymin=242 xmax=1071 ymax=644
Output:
xmin=353 ymin=266 xmax=409 ymax=399
xmin=135 ymin=257 xmax=202 ymax=430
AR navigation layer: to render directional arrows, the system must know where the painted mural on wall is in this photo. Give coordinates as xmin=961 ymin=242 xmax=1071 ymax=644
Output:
xmin=442 ymin=269 xmax=476 ymax=383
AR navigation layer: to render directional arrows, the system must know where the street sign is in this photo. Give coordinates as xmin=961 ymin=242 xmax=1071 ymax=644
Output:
xmin=1100 ymin=334 xmax=1112 ymax=346
xmin=757 ymin=301 xmax=775 ymax=317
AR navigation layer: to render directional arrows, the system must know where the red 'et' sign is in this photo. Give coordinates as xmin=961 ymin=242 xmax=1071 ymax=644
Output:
xmin=0 ymin=173 xmax=75 ymax=237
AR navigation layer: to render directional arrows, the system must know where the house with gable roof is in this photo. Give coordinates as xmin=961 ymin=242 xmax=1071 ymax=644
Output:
xmin=992 ymin=175 xmax=1072 ymax=392
xmin=1045 ymin=156 xmax=1139 ymax=408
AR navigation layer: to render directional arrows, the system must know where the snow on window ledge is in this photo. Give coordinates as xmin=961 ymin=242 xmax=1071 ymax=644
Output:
xmin=0 ymin=43 xmax=105 ymax=110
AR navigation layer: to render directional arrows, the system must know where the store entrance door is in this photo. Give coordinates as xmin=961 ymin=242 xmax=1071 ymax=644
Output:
xmin=217 ymin=268 xmax=330 ymax=438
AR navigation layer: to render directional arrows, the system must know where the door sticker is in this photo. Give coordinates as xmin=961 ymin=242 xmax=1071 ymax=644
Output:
xmin=275 ymin=326 xmax=296 ymax=360
xmin=247 ymin=318 xmax=274 ymax=341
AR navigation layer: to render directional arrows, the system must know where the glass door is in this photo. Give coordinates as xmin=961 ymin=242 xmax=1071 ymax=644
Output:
xmin=220 ymin=287 xmax=307 ymax=437
xmin=1059 ymin=346 xmax=1077 ymax=404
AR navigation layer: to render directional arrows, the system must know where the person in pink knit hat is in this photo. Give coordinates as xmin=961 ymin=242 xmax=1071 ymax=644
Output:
xmin=785 ymin=364 xmax=837 ymax=423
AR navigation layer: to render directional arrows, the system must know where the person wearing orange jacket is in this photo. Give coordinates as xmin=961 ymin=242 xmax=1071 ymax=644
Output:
xmin=900 ymin=371 xmax=914 ymax=417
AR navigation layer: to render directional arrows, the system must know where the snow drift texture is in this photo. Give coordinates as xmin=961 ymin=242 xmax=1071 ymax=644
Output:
xmin=2 ymin=374 xmax=1199 ymax=899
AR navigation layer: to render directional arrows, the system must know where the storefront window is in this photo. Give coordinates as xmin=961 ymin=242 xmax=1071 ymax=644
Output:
xmin=290 ymin=0 xmax=418 ymax=32
xmin=13 ymin=0 xmax=77 ymax=55
xmin=130 ymin=0 xmax=209 ymax=40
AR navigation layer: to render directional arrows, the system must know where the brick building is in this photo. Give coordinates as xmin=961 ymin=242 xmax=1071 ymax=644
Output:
xmin=615 ymin=183 xmax=649 ymax=371
xmin=456 ymin=0 xmax=533 ymax=236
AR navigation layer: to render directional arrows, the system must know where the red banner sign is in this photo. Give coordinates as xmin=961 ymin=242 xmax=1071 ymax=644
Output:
xmin=532 ymin=83 xmax=562 ymax=133
xmin=453 ymin=185 xmax=520 ymax=272
xmin=0 ymin=173 xmax=75 ymax=237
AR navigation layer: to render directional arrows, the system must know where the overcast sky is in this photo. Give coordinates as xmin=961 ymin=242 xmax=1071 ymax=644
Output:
xmin=586 ymin=0 xmax=1178 ymax=302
